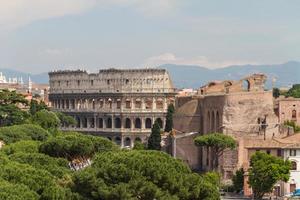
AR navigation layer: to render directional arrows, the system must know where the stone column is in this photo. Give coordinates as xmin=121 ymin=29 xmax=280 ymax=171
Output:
xmin=141 ymin=98 xmax=145 ymax=110
xmin=164 ymin=97 xmax=167 ymax=110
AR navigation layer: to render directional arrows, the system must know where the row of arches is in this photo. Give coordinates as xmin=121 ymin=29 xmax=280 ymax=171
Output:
xmin=107 ymin=136 xmax=143 ymax=147
xmin=207 ymin=110 xmax=221 ymax=133
xmin=75 ymin=116 xmax=163 ymax=130
xmin=52 ymin=97 xmax=173 ymax=111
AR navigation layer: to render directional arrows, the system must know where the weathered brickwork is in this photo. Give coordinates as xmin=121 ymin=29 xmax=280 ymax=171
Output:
xmin=278 ymin=98 xmax=300 ymax=126
xmin=49 ymin=69 xmax=176 ymax=147
xmin=173 ymin=74 xmax=279 ymax=179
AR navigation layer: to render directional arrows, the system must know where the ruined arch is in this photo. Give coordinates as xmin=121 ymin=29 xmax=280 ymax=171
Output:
xmin=242 ymin=79 xmax=250 ymax=91
xmin=145 ymin=118 xmax=152 ymax=129
xmin=114 ymin=136 xmax=121 ymax=145
xmin=125 ymin=118 xmax=131 ymax=129
xmin=98 ymin=118 xmax=103 ymax=128
xmin=124 ymin=137 xmax=131 ymax=147
xmin=115 ymin=117 xmax=121 ymax=128
xmin=135 ymin=118 xmax=141 ymax=129
xmin=106 ymin=117 xmax=112 ymax=128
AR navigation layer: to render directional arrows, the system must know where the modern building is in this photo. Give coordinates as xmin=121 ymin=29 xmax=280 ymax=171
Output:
xmin=48 ymin=68 xmax=176 ymax=147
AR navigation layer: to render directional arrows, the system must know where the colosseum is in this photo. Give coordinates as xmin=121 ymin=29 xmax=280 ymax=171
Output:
xmin=48 ymin=68 xmax=176 ymax=147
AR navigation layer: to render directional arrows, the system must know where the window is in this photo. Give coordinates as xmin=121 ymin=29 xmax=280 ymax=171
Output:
xmin=90 ymin=80 xmax=94 ymax=86
xmin=266 ymin=150 xmax=271 ymax=155
xmin=291 ymin=161 xmax=297 ymax=170
xmin=107 ymin=80 xmax=110 ymax=85
xmin=292 ymin=110 xmax=297 ymax=120
xmin=117 ymin=100 xmax=121 ymax=109
xmin=77 ymin=80 xmax=80 ymax=86
xmin=277 ymin=149 xmax=282 ymax=157
xmin=125 ymin=79 xmax=129 ymax=84
xmin=115 ymin=117 xmax=121 ymax=128
xmin=125 ymin=118 xmax=131 ymax=129
xmin=135 ymin=118 xmax=141 ymax=129
xmin=145 ymin=118 xmax=152 ymax=129
xmin=125 ymin=100 xmax=131 ymax=109
xmin=290 ymin=149 xmax=297 ymax=156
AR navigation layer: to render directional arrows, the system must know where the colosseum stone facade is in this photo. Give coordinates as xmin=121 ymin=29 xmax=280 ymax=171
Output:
xmin=49 ymin=68 xmax=176 ymax=147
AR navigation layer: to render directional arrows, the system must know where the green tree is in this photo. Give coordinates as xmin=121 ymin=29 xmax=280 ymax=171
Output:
xmin=72 ymin=150 xmax=220 ymax=200
xmin=29 ymin=100 xmax=48 ymax=115
xmin=232 ymin=168 xmax=244 ymax=193
xmin=133 ymin=141 xmax=145 ymax=150
xmin=0 ymin=124 xmax=49 ymax=144
xmin=284 ymin=120 xmax=300 ymax=132
xmin=194 ymin=133 xmax=236 ymax=170
xmin=39 ymin=132 xmax=118 ymax=160
xmin=0 ymin=89 xmax=29 ymax=127
xmin=30 ymin=110 xmax=60 ymax=131
xmin=248 ymin=152 xmax=291 ymax=200
xmin=0 ymin=180 xmax=39 ymax=200
xmin=165 ymin=104 xmax=175 ymax=132
xmin=272 ymin=88 xmax=280 ymax=98
xmin=148 ymin=120 xmax=161 ymax=150
xmin=286 ymin=84 xmax=300 ymax=98
xmin=55 ymin=112 xmax=76 ymax=127
xmin=2 ymin=140 xmax=40 ymax=155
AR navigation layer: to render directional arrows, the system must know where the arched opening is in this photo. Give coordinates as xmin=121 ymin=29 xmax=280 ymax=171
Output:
xmin=135 ymin=137 xmax=142 ymax=142
xmin=125 ymin=118 xmax=131 ymax=129
xmin=216 ymin=111 xmax=220 ymax=132
xmin=156 ymin=118 xmax=163 ymax=129
xmin=115 ymin=117 xmax=121 ymax=128
xmin=291 ymin=161 xmax=297 ymax=170
xmin=89 ymin=118 xmax=95 ymax=128
xmin=242 ymin=80 xmax=250 ymax=91
xmin=207 ymin=112 xmax=210 ymax=132
xmin=83 ymin=117 xmax=87 ymax=128
xmin=124 ymin=137 xmax=131 ymax=147
xmin=106 ymin=118 xmax=112 ymax=128
xmin=292 ymin=110 xmax=297 ymax=120
xmin=115 ymin=137 xmax=121 ymax=145
xmin=98 ymin=118 xmax=103 ymax=128
xmin=211 ymin=111 xmax=215 ymax=132
xmin=135 ymin=118 xmax=141 ymax=129
xmin=145 ymin=118 xmax=152 ymax=129
xmin=76 ymin=117 xmax=80 ymax=128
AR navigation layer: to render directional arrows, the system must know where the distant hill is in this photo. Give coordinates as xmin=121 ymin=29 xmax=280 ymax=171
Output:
xmin=1 ymin=61 xmax=299 ymax=89
xmin=159 ymin=61 xmax=300 ymax=89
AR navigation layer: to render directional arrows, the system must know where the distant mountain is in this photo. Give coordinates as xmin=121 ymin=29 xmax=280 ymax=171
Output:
xmin=160 ymin=61 xmax=300 ymax=89
xmin=1 ymin=61 xmax=299 ymax=89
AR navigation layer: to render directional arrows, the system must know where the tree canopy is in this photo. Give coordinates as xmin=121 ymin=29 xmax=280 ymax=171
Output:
xmin=72 ymin=150 xmax=220 ymax=200
xmin=30 ymin=110 xmax=61 ymax=131
xmin=286 ymin=84 xmax=300 ymax=98
xmin=248 ymin=152 xmax=291 ymax=200
xmin=0 ymin=124 xmax=50 ymax=144
xmin=0 ymin=89 xmax=29 ymax=127
xmin=194 ymin=133 xmax=236 ymax=170
xmin=29 ymin=100 xmax=48 ymax=115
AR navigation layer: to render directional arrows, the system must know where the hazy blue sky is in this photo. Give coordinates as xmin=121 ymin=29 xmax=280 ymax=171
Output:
xmin=0 ymin=0 xmax=299 ymax=73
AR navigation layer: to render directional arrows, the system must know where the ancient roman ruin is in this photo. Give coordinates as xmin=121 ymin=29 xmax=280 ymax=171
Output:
xmin=48 ymin=68 xmax=176 ymax=147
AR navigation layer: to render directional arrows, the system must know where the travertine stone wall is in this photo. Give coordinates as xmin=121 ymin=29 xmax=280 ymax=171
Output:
xmin=48 ymin=68 xmax=176 ymax=147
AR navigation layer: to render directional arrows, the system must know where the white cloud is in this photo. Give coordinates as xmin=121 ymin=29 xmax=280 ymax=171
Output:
xmin=144 ymin=53 xmax=259 ymax=68
xmin=0 ymin=0 xmax=177 ymax=31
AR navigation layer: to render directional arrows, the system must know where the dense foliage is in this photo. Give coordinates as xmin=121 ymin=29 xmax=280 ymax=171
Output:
xmin=55 ymin=112 xmax=76 ymax=127
xmin=286 ymin=84 xmax=300 ymax=98
xmin=148 ymin=120 xmax=162 ymax=150
xmin=165 ymin=104 xmax=175 ymax=132
xmin=72 ymin=150 xmax=220 ymax=200
xmin=39 ymin=132 xmax=118 ymax=160
xmin=29 ymin=100 xmax=48 ymax=115
xmin=248 ymin=152 xmax=291 ymax=200
xmin=0 ymin=124 xmax=50 ymax=144
xmin=232 ymin=168 xmax=244 ymax=193
xmin=0 ymin=89 xmax=29 ymax=126
xmin=30 ymin=110 xmax=61 ymax=131
xmin=194 ymin=133 xmax=236 ymax=170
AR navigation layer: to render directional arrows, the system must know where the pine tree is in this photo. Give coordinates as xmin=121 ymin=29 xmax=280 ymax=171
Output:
xmin=164 ymin=104 xmax=175 ymax=132
xmin=148 ymin=120 xmax=161 ymax=150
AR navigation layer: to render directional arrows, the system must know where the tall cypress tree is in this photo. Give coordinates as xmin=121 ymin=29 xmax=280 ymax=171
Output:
xmin=148 ymin=120 xmax=161 ymax=150
xmin=164 ymin=104 xmax=175 ymax=132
